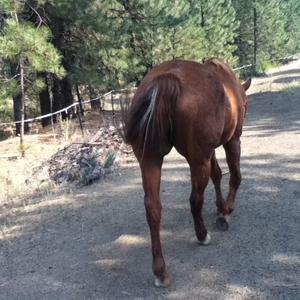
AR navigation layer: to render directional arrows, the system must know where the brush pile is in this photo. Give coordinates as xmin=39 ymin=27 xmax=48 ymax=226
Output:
xmin=48 ymin=143 xmax=106 ymax=185
xmin=47 ymin=125 xmax=132 ymax=186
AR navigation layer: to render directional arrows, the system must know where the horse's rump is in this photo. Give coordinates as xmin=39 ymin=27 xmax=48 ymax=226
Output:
xmin=125 ymin=73 xmax=181 ymax=152
xmin=125 ymin=59 xmax=249 ymax=156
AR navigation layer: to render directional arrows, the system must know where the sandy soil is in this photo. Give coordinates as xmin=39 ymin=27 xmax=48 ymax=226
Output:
xmin=0 ymin=59 xmax=300 ymax=300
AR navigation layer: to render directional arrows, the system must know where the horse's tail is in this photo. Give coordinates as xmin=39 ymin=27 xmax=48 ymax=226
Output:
xmin=125 ymin=73 xmax=181 ymax=153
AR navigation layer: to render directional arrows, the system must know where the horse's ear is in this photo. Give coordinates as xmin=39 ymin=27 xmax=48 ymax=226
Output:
xmin=242 ymin=78 xmax=251 ymax=91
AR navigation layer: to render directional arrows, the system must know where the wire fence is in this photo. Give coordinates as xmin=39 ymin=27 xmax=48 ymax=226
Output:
xmin=232 ymin=54 xmax=296 ymax=71
xmin=0 ymin=89 xmax=133 ymax=127
xmin=0 ymin=54 xmax=297 ymax=128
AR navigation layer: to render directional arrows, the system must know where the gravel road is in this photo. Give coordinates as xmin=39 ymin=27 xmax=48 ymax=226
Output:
xmin=1 ymin=59 xmax=299 ymax=300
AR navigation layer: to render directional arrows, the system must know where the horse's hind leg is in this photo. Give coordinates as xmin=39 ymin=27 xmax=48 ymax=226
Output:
xmin=210 ymin=151 xmax=225 ymax=213
xmin=138 ymin=154 xmax=170 ymax=288
xmin=189 ymin=158 xmax=211 ymax=245
xmin=217 ymin=138 xmax=241 ymax=229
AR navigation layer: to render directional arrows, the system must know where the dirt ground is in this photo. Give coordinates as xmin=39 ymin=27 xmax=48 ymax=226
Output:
xmin=1 ymin=59 xmax=300 ymax=300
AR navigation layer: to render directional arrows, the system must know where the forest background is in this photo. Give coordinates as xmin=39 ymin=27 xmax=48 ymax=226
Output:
xmin=0 ymin=0 xmax=300 ymax=133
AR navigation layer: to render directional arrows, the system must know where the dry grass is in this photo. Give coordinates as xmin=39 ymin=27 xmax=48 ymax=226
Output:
xmin=0 ymin=136 xmax=63 ymax=202
xmin=0 ymin=111 xmax=116 ymax=202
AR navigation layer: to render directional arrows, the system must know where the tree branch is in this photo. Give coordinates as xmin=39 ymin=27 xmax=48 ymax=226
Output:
xmin=26 ymin=3 xmax=46 ymax=27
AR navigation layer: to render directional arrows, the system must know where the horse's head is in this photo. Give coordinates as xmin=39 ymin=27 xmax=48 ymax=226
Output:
xmin=241 ymin=78 xmax=251 ymax=116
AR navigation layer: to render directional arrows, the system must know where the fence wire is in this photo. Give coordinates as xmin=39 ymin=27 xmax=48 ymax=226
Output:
xmin=0 ymin=54 xmax=297 ymax=127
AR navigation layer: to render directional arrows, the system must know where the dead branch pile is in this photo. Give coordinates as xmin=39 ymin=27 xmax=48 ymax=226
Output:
xmin=47 ymin=125 xmax=132 ymax=186
xmin=48 ymin=143 xmax=105 ymax=185
xmin=89 ymin=125 xmax=131 ymax=153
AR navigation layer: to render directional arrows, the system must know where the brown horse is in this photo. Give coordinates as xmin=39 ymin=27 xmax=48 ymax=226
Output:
xmin=125 ymin=59 xmax=251 ymax=287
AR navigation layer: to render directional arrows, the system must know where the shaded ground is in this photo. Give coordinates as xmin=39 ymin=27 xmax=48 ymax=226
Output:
xmin=1 ymin=60 xmax=300 ymax=300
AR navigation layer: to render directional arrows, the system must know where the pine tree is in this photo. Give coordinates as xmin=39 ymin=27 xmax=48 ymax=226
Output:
xmin=233 ymin=0 xmax=299 ymax=74
xmin=256 ymin=0 xmax=288 ymax=67
xmin=282 ymin=0 xmax=300 ymax=55
xmin=0 ymin=0 xmax=65 ymax=155
xmin=232 ymin=0 xmax=254 ymax=67
xmin=191 ymin=0 xmax=239 ymax=64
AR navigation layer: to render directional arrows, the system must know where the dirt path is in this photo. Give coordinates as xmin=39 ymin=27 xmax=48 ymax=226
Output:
xmin=1 ymin=60 xmax=300 ymax=300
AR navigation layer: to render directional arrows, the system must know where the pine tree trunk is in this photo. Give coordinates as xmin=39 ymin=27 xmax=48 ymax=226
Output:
xmin=11 ymin=64 xmax=29 ymax=135
xmin=61 ymin=76 xmax=73 ymax=108
xmin=52 ymin=75 xmax=74 ymax=120
xmin=75 ymin=84 xmax=84 ymax=116
xmin=13 ymin=93 xmax=22 ymax=135
xmin=88 ymin=85 xmax=101 ymax=110
xmin=50 ymin=17 xmax=74 ymax=120
xmin=253 ymin=3 xmax=258 ymax=73
xmin=75 ymin=84 xmax=84 ymax=135
xmin=200 ymin=1 xmax=205 ymax=27
xmin=39 ymin=73 xmax=52 ymax=127
xmin=19 ymin=57 xmax=25 ymax=157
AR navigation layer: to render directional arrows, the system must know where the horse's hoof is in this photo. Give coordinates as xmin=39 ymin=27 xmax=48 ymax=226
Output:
xmin=198 ymin=232 xmax=211 ymax=245
xmin=216 ymin=216 xmax=229 ymax=231
xmin=154 ymin=275 xmax=171 ymax=288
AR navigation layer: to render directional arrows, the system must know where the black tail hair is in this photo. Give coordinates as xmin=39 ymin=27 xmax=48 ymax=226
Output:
xmin=125 ymin=73 xmax=181 ymax=152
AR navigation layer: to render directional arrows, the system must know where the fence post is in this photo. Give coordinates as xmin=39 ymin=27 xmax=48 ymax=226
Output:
xmin=76 ymin=104 xmax=84 ymax=137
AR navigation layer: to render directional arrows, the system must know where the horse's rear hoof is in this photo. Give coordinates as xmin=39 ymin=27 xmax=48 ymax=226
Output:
xmin=154 ymin=275 xmax=171 ymax=288
xmin=216 ymin=216 xmax=229 ymax=231
xmin=198 ymin=232 xmax=211 ymax=245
